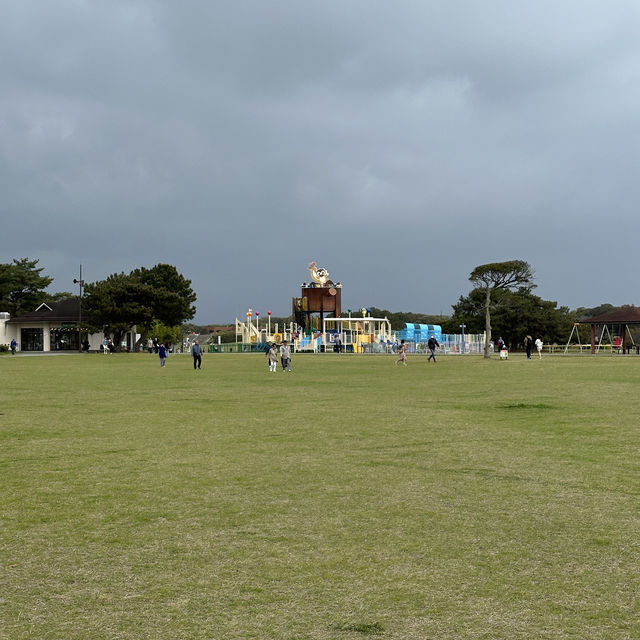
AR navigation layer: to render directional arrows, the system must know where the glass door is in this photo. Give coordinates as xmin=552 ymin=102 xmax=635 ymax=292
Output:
xmin=21 ymin=328 xmax=44 ymax=351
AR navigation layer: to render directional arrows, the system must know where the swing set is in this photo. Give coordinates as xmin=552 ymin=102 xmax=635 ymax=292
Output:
xmin=564 ymin=322 xmax=636 ymax=354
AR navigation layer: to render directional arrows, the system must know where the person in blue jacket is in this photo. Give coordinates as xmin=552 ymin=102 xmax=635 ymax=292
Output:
xmin=158 ymin=343 xmax=167 ymax=367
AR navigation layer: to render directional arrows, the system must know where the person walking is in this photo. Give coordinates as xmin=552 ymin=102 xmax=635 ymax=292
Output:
xmin=192 ymin=340 xmax=203 ymax=370
xmin=280 ymin=340 xmax=292 ymax=371
xmin=10 ymin=338 xmax=17 ymax=355
xmin=535 ymin=337 xmax=543 ymax=359
xmin=427 ymin=335 xmax=439 ymax=362
xmin=267 ymin=343 xmax=278 ymax=372
xmin=158 ymin=343 xmax=167 ymax=367
xmin=524 ymin=335 xmax=533 ymax=359
xmin=395 ymin=340 xmax=408 ymax=366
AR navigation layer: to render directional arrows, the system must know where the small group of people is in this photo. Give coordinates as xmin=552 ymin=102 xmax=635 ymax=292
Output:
xmin=395 ymin=335 xmax=440 ymax=366
xmin=153 ymin=339 xmax=202 ymax=368
xmin=524 ymin=335 xmax=544 ymax=359
xmin=266 ymin=340 xmax=291 ymax=372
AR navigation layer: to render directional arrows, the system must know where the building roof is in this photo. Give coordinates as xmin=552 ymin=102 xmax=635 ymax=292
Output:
xmin=582 ymin=306 xmax=640 ymax=324
xmin=7 ymin=299 xmax=81 ymax=324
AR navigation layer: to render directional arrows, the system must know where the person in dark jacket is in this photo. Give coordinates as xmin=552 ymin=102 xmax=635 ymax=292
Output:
xmin=192 ymin=340 xmax=203 ymax=370
xmin=427 ymin=335 xmax=439 ymax=362
xmin=524 ymin=335 xmax=533 ymax=359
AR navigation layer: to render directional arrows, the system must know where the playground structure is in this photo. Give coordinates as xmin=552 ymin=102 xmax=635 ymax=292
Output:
xmin=233 ymin=310 xmax=486 ymax=354
xmin=235 ymin=310 xmax=296 ymax=347
xmin=234 ymin=308 xmax=395 ymax=353
xmin=564 ymin=321 xmax=639 ymax=355
xmin=231 ymin=262 xmax=488 ymax=354
xmin=303 ymin=314 xmax=394 ymax=353
xmin=562 ymin=307 xmax=640 ymax=355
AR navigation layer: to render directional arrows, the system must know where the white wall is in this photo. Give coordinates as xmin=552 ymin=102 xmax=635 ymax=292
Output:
xmin=0 ymin=315 xmax=17 ymax=346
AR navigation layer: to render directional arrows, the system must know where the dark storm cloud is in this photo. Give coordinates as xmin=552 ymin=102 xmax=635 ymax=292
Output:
xmin=2 ymin=1 xmax=640 ymax=321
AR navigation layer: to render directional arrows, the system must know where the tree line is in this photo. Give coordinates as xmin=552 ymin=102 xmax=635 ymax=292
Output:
xmin=0 ymin=257 xmax=631 ymax=352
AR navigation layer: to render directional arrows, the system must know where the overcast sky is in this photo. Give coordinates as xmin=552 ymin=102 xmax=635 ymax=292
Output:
xmin=2 ymin=1 xmax=639 ymax=323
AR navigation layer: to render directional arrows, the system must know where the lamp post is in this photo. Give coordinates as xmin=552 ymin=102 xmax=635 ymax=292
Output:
xmin=460 ymin=323 xmax=466 ymax=354
xmin=73 ymin=265 xmax=85 ymax=352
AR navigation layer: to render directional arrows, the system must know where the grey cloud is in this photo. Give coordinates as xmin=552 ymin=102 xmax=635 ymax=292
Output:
xmin=2 ymin=1 xmax=640 ymax=321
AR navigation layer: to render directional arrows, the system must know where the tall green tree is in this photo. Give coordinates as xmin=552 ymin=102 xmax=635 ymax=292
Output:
xmin=0 ymin=258 xmax=53 ymax=316
xmin=131 ymin=264 xmax=196 ymax=327
xmin=83 ymin=272 xmax=148 ymax=348
xmin=83 ymin=264 xmax=196 ymax=350
xmin=469 ymin=260 xmax=535 ymax=358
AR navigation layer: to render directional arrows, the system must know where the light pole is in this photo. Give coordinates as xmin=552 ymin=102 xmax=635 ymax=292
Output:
xmin=460 ymin=323 xmax=466 ymax=354
xmin=73 ymin=265 xmax=85 ymax=352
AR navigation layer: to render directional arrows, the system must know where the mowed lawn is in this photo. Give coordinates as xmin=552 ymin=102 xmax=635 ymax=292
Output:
xmin=1 ymin=352 xmax=639 ymax=640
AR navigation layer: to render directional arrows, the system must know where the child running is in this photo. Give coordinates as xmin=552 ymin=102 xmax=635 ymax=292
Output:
xmin=395 ymin=340 xmax=407 ymax=366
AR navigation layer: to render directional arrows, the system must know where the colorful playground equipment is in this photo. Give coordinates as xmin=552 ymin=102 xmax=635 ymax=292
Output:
xmin=232 ymin=262 xmax=486 ymax=354
xmin=235 ymin=309 xmax=295 ymax=346
xmin=234 ymin=308 xmax=394 ymax=353
xmin=399 ymin=323 xmax=443 ymax=343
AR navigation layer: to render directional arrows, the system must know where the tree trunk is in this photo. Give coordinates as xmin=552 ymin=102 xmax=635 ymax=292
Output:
xmin=484 ymin=288 xmax=492 ymax=358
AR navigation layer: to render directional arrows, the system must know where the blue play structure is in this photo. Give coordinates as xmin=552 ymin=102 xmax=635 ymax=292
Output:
xmin=399 ymin=323 xmax=443 ymax=343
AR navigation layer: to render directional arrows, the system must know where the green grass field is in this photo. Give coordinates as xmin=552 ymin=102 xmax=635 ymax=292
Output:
xmin=1 ymin=352 xmax=639 ymax=639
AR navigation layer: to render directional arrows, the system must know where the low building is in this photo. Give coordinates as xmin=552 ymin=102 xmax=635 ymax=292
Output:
xmin=0 ymin=300 xmax=136 ymax=352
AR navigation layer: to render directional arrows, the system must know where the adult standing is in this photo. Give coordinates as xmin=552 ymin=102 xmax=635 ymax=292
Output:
xmin=158 ymin=343 xmax=167 ymax=367
xmin=147 ymin=337 xmax=153 ymax=354
xmin=524 ymin=335 xmax=533 ymax=359
xmin=192 ymin=340 xmax=203 ymax=370
xmin=427 ymin=335 xmax=440 ymax=362
xmin=535 ymin=337 xmax=543 ymax=359
xmin=10 ymin=338 xmax=17 ymax=355
xmin=280 ymin=340 xmax=292 ymax=371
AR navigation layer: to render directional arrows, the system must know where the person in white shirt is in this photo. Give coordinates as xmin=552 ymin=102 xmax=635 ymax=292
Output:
xmin=535 ymin=337 xmax=543 ymax=359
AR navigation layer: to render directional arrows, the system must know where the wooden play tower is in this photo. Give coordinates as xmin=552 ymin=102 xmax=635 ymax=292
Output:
xmin=292 ymin=262 xmax=342 ymax=332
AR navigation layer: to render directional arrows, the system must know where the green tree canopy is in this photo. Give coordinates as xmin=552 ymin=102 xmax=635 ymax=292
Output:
xmin=83 ymin=264 xmax=196 ymax=350
xmin=131 ymin=264 xmax=196 ymax=327
xmin=469 ymin=260 xmax=535 ymax=357
xmin=0 ymin=258 xmax=54 ymax=316
xmin=446 ymin=287 xmax=576 ymax=348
